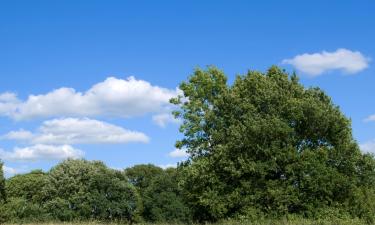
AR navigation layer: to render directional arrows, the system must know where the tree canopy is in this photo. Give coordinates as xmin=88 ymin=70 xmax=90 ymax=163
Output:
xmin=44 ymin=159 xmax=142 ymax=222
xmin=125 ymin=165 xmax=191 ymax=223
xmin=171 ymin=66 xmax=375 ymax=222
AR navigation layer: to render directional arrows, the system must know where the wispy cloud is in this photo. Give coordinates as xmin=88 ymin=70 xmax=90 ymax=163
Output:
xmin=282 ymin=48 xmax=370 ymax=76
xmin=364 ymin=115 xmax=375 ymax=122
xmin=152 ymin=113 xmax=180 ymax=128
xmin=168 ymin=148 xmax=189 ymax=158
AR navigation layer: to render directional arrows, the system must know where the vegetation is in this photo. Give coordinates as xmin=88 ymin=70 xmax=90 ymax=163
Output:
xmin=1 ymin=66 xmax=375 ymax=224
xmin=125 ymin=165 xmax=191 ymax=223
xmin=0 ymin=217 xmax=374 ymax=225
xmin=0 ymin=161 xmax=6 ymax=204
xmin=171 ymin=66 xmax=375 ymax=223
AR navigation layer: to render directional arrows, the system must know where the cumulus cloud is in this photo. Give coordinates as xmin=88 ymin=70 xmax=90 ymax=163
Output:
xmin=168 ymin=148 xmax=189 ymax=158
xmin=282 ymin=48 xmax=370 ymax=76
xmin=152 ymin=113 xmax=180 ymax=128
xmin=0 ymin=77 xmax=177 ymax=120
xmin=0 ymin=144 xmax=84 ymax=162
xmin=2 ymin=118 xmax=149 ymax=145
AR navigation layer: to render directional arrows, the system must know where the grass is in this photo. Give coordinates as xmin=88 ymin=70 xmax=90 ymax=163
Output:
xmin=2 ymin=218 xmax=371 ymax=225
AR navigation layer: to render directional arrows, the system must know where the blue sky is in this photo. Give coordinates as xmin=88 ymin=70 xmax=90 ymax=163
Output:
xmin=1 ymin=0 xmax=374 ymax=176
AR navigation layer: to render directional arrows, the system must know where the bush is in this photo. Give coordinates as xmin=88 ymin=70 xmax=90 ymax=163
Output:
xmin=0 ymin=197 xmax=50 ymax=223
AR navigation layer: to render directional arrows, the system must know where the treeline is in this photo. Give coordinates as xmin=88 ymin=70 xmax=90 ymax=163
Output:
xmin=1 ymin=66 xmax=375 ymax=224
xmin=0 ymin=160 xmax=190 ymax=223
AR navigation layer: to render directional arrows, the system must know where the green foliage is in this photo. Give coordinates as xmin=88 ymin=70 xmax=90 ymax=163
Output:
xmin=1 ymin=159 xmax=142 ymax=223
xmin=0 ymin=160 xmax=7 ymax=223
xmin=1 ymin=170 xmax=49 ymax=222
xmin=6 ymin=170 xmax=48 ymax=203
xmin=172 ymin=66 xmax=375 ymax=222
xmin=125 ymin=165 xmax=192 ymax=223
xmin=44 ymin=159 xmax=142 ymax=222
xmin=0 ymin=161 xmax=6 ymax=203
xmin=0 ymin=197 xmax=49 ymax=223
xmin=2 ymin=66 xmax=375 ymax=224
xmin=125 ymin=164 xmax=164 ymax=192
xmin=142 ymin=168 xmax=191 ymax=223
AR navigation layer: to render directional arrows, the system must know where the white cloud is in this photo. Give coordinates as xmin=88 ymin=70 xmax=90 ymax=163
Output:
xmin=158 ymin=163 xmax=177 ymax=169
xmin=2 ymin=129 xmax=34 ymax=141
xmin=0 ymin=92 xmax=19 ymax=102
xmin=282 ymin=48 xmax=370 ymax=76
xmin=0 ymin=144 xmax=84 ymax=162
xmin=2 ymin=165 xmax=27 ymax=177
xmin=0 ymin=77 xmax=177 ymax=120
xmin=360 ymin=140 xmax=375 ymax=154
xmin=152 ymin=113 xmax=180 ymax=128
xmin=168 ymin=148 xmax=189 ymax=158
xmin=0 ymin=92 xmax=19 ymax=117
xmin=3 ymin=165 xmax=18 ymax=176
xmin=364 ymin=115 xmax=375 ymax=122
xmin=2 ymin=118 xmax=149 ymax=145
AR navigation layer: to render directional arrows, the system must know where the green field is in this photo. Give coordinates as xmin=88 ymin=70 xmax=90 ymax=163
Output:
xmin=2 ymin=218 xmax=371 ymax=225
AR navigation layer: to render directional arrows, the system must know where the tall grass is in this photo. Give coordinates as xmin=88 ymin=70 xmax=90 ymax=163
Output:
xmin=3 ymin=218 xmax=370 ymax=225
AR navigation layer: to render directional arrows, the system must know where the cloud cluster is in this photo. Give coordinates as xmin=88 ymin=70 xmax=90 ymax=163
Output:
xmin=0 ymin=77 xmax=177 ymax=120
xmin=282 ymin=49 xmax=370 ymax=76
xmin=0 ymin=118 xmax=150 ymax=162
xmin=0 ymin=144 xmax=84 ymax=162
xmin=0 ymin=77 xmax=178 ymax=163
xmin=3 ymin=118 xmax=149 ymax=145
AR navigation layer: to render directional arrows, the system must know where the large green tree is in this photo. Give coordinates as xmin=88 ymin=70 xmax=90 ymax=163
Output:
xmin=171 ymin=66 xmax=375 ymax=221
